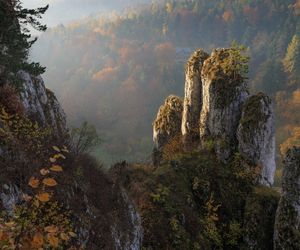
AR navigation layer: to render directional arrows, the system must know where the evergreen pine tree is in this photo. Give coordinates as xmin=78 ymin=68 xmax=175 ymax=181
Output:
xmin=0 ymin=0 xmax=48 ymax=84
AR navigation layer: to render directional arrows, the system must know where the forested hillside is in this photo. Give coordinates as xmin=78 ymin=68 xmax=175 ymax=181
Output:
xmin=31 ymin=0 xmax=300 ymax=165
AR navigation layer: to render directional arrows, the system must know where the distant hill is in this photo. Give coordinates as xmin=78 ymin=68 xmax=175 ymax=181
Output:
xmin=31 ymin=0 xmax=300 ymax=166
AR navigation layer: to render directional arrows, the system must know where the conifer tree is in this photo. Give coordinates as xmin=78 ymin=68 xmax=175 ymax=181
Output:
xmin=0 ymin=0 xmax=48 ymax=83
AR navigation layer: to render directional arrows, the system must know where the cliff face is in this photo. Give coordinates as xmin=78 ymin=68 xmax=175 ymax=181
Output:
xmin=237 ymin=93 xmax=276 ymax=186
xmin=181 ymin=49 xmax=209 ymax=146
xmin=18 ymin=70 xmax=67 ymax=137
xmin=274 ymin=147 xmax=300 ymax=249
xmin=0 ymin=72 xmax=142 ymax=249
xmin=199 ymin=49 xmax=249 ymax=161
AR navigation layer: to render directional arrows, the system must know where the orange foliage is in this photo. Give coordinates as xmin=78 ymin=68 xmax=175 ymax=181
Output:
xmin=294 ymin=0 xmax=300 ymax=10
xmin=280 ymin=126 xmax=300 ymax=155
xmin=154 ymin=42 xmax=175 ymax=65
xmin=28 ymin=177 xmax=40 ymax=188
xmin=42 ymin=178 xmax=58 ymax=187
xmin=92 ymin=67 xmax=119 ymax=83
xmin=243 ymin=6 xmax=260 ymax=25
xmin=36 ymin=192 xmax=51 ymax=202
xmin=222 ymin=10 xmax=234 ymax=22
xmin=119 ymin=46 xmax=137 ymax=64
xmin=292 ymin=89 xmax=300 ymax=105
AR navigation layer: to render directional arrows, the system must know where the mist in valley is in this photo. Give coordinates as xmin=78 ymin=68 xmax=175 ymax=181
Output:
xmin=29 ymin=0 xmax=300 ymax=167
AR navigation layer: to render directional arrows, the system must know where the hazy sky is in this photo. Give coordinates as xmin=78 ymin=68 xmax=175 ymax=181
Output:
xmin=23 ymin=0 xmax=148 ymax=27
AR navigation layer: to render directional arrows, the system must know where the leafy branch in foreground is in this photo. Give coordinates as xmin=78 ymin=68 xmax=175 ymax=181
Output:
xmin=0 ymin=146 xmax=80 ymax=249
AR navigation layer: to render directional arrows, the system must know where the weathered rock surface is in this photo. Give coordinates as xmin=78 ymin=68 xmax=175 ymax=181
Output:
xmin=199 ymin=49 xmax=248 ymax=161
xmin=17 ymin=70 xmax=67 ymax=138
xmin=237 ymin=93 xmax=275 ymax=186
xmin=153 ymin=95 xmax=183 ymax=151
xmin=274 ymin=147 xmax=300 ymax=250
xmin=181 ymin=49 xmax=209 ymax=146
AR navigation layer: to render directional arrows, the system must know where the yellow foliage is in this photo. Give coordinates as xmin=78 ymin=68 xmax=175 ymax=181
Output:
xmin=280 ymin=126 xmax=300 ymax=155
xmin=0 ymin=144 xmax=76 ymax=249
xmin=50 ymin=165 xmax=63 ymax=172
xmin=49 ymin=157 xmax=57 ymax=163
xmin=53 ymin=153 xmax=66 ymax=159
xmin=52 ymin=146 xmax=61 ymax=152
xmin=0 ymin=107 xmax=52 ymax=159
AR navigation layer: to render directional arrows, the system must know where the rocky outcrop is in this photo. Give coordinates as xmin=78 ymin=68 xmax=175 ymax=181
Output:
xmin=152 ymin=48 xmax=276 ymax=187
xmin=153 ymin=95 xmax=183 ymax=151
xmin=237 ymin=93 xmax=276 ymax=186
xmin=274 ymin=147 xmax=300 ymax=249
xmin=17 ymin=70 xmax=67 ymax=138
xmin=181 ymin=49 xmax=209 ymax=146
xmin=199 ymin=49 xmax=248 ymax=161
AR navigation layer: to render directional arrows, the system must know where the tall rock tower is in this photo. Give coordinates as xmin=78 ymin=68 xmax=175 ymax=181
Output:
xmin=199 ymin=49 xmax=249 ymax=162
xmin=153 ymin=95 xmax=183 ymax=164
xmin=181 ymin=49 xmax=209 ymax=147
